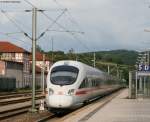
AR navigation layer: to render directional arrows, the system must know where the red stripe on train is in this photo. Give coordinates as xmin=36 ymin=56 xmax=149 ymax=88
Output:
xmin=75 ymin=90 xmax=87 ymax=95
xmin=75 ymin=87 xmax=100 ymax=95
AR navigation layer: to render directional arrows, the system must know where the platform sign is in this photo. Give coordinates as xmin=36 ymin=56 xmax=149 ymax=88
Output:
xmin=138 ymin=64 xmax=150 ymax=71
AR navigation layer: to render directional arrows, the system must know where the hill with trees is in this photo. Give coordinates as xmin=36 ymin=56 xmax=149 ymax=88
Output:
xmin=45 ymin=49 xmax=138 ymax=84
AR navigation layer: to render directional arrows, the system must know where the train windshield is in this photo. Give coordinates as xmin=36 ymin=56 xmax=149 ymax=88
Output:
xmin=50 ymin=65 xmax=79 ymax=85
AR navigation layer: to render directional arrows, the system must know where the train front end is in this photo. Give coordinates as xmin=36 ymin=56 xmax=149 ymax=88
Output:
xmin=46 ymin=61 xmax=80 ymax=111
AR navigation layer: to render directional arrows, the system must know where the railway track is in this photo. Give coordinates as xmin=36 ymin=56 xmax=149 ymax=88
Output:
xmin=0 ymin=89 xmax=123 ymax=121
xmin=0 ymin=92 xmax=45 ymax=121
xmin=0 ymin=95 xmax=45 ymax=106
xmin=0 ymin=91 xmax=42 ymax=99
xmin=0 ymin=90 xmax=41 ymax=95
xmin=0 ymin=103 xmax=39 ymax=120
xmin=36 ymin=113 xmax=56 ymax=122
xmin=0 ymin=103 xmax=56 ymax=121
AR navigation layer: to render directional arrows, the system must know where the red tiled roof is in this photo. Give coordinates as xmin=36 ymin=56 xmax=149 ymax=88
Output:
xmin=29 ymin=52 xmax=50 ymax=61
xmin=0 ymin=41 xmax=29 ymax=53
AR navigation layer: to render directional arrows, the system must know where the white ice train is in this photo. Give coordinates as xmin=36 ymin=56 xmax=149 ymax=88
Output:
xmin=46 ymin=60 xmax=122 ymax=113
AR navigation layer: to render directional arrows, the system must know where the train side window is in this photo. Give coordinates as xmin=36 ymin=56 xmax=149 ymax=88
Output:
xmin=92 ymin=79 xmax=96 ymax=87
xmin=92 ymin=80 xmax=94 ymax=87
xmin=79 ymin=78 xmax=89 ymax=89
xmin=79 ymin=79 xmax=86 ymax=89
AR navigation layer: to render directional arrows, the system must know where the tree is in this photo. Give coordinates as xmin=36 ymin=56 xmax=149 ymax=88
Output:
xmin=36 ymin=44 xmax=44 ymax=52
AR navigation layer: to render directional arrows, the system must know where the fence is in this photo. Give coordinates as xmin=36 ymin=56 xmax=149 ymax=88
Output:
xmin=0 ymin=77 xmax=16 ymax=91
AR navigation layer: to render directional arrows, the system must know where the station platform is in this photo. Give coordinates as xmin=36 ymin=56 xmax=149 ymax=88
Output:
xmin=62 ymin=89 xmax=150 ymax=122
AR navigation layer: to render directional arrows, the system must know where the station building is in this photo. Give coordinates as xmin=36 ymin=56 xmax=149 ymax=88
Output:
xmin=0 ymin=41 xmax=51 ymax=90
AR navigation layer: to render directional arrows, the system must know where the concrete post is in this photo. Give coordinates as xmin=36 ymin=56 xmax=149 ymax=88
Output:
xmin=139 ymin=77 xmax=143 ymax=92
xmin=144 ymin=77 xmax=146 ymax=97
xmin=136 ymin=72 xmax=138 ymax=98
xmin=129 ymin=71 xmax=132 ymax=98
xmin=30 ymin=7 xmax=37 ymax=113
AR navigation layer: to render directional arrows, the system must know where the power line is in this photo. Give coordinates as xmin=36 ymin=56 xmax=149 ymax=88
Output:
xmin=5 ymin=31 xmax=23 ymax=35
xmin=23 ymin=0 xmax=89 ymax=51
xmin=53 ymin=0 xmax=82 ymax=31
xmin=41 ymin=12 xmax=90 ymax=50
xmin=37 ymin=8 xmax=67 ymax=40
xmin=3 ymin=0 xmax=90 ymax=52
xmin=0 ymin=31 xmax=31 ymax=47
xmin=47 ymin=29 xmax=84 ymax=34
xmin=23 ymin=0 xmax=36 ymax=8
xmin=0 ymin=9 xmax=33 ymax=40
xmin=4 ymin=11 xmax=32 ymax=32
xmin=53 ymin=0 xmax=98 ymax=53
xmin=0 ymin=10 xmax=30 ymax=35
xmin=52 ymin=0 xmax=90 ymax=51
xmin=23 ymin=0 xmax=88 ymax=50
xmin=0 ymin=9 xmax=28 ymax=12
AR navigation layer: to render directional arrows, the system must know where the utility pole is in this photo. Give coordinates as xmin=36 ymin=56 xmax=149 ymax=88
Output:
xmin=116 ymin=65 xmax=119 ymax=78
xmin=76 ymin=54 xmax=78 ymax=61
xmin=42 ymin=54 xmax=45 ymax=94
xmin=93 ymin=52 xmax=96 ymax=68
xmin=108 ymin=65 xmax=110 ymax=74
xmin=147 ymin=51 xmax=150 ymax=65
xmin=30 ymin=7 xmax=37 ymax=113
xmin=51 ymin=37 xmax=54 ymax=63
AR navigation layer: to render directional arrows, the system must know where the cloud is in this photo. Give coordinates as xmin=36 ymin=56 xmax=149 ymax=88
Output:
xmin=0 ymin=0 xmax=150 ymax=52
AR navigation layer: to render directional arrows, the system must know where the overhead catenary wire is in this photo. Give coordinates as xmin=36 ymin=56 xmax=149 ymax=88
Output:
xmin=53 ymin=0 xmax=97 ymax=53
xmin=2 ymin=0 xmax=91 ymax=54
xmin=41 ymin=12 xmax=90 ymax=51
xmin=23 ymin=0 xmax=90 ymax=51
xmin=5 ymin=31 xmax=24 ymax=35
xmin=7 ymin=11 xmax=32 ymax=32
xmin=1 ymin=10 xmax=25 ymax=33
xmin=0 ymin=9 xmax=30 ymax=38
xmin=53 ymin=0 xmax=82 ymax=31
xmin=23 ymin=0 xmax=70 ymax=42
xmin=0 ymin=0 xmax=54 ymax=48
xmin=37 ymin=8 xmax=67 ymax=40
xmin=0 ymin=31 xmax=32 ymax=47
xmin=23 ymin=0 xmax=36 ymax=8
xmin=43 ymin=0 xmax=90 ymax=51
xmin=47 ymin=29 xmax=84 ymax=34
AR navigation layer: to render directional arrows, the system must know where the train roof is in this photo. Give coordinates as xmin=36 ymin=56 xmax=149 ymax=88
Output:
xmin=51 ymin=60 xmax=105 ymax=74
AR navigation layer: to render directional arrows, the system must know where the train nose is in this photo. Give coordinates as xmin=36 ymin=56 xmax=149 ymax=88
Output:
xmin=47 ymin=95 xmax=73 ymax=108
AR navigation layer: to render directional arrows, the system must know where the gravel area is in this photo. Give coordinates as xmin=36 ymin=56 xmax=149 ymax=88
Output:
xmin=1 ymin=110 xmax=51 ymax=122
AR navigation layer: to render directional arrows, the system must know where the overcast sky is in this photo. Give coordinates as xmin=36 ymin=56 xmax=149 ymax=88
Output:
xmin=0 ymin=0 xmax=150 ymax=52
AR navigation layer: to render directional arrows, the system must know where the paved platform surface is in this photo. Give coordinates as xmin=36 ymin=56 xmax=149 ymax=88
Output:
xmin=86 ymin=89 xmax=150 ymax=122
xmin=60 ymin=89 xmax=150 ymax=122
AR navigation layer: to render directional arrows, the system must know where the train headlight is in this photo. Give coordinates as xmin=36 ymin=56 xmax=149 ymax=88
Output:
xmin=68 ymin=89 xmax=75 ymax=95
xmin=49 ymin=88 xmax=54 ymax=95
